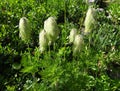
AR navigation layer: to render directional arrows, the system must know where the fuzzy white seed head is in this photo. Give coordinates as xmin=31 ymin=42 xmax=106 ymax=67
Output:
xmin=73 ymin=34 xmax=84 ymax=56
xmin=69 ymin=28 xmax=77 ymax=43
xmin=19 ymin=17 xmax=31 ymax=42
xmin=84 ymin=7 xmax=96 ymax=35
xmin=44 ymin=17 xmax=59 ymax=45
xmin=39 ymin=29 xmax=48 ymax=53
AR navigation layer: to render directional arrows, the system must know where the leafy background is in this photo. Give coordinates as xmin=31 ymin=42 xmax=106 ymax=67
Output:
xmin=0 ymin=0 xmax=120 ymax=91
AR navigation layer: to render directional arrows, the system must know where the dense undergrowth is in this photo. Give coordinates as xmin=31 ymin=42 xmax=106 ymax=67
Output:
xmin=0 ymin=0 xmax=120 ymax=91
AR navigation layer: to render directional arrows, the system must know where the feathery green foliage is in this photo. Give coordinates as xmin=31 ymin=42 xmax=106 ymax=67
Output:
xmin=0 ymin=0 xmax=120 ymax=91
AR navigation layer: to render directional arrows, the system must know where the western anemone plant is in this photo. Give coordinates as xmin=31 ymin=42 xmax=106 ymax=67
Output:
xmin=69 ymin=28 xmax=84 ymax=56
xmin=73 ymin=34 xmax=84 ymax=56
xmin=69 ymin=28 xmax=77 ymax=43
xmin=19 ymin=17 xmax=32 ymax=43
xmin=44 ymin=17 xmax=59 ymax=46
xmin=84 ymin=7 xmax=96 ymax=35
xmin=39 ymin=29 xmax=48 ymax=53
xmin=38 ymin=16 xmax=59 ymax=53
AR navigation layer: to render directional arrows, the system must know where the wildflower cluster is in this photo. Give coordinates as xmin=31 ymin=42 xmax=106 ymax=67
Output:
xmin=19 ymin=6 xmax=96 ymax=56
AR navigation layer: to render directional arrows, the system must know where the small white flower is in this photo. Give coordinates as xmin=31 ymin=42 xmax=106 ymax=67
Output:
xmin=19 ymin=17 xmax=31 ymax=42
xmin=39 ymin=29 xmax=48 ymax=53
xmin=84 ymin=7 xmax=96 ymax=35
xmin=83 ymin=0 xmax=96 ymax=4
xmin=73 ymin=34 xmax=84 ymax=56
xmin=69 ymin=28 xmax=77 ymax=43
xmin=44 ymin=17 xmax=59 ymax=45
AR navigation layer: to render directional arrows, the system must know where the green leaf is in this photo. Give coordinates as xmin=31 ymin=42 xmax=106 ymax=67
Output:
xmin=21 ymin=66 xmax=38 ymax=74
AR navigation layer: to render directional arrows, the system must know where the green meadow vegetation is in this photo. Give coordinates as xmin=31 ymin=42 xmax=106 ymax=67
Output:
xmin=0 ymin=0 xmax=120 ymax=91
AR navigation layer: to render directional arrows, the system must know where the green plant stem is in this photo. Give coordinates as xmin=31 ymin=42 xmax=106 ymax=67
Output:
xmin=49 ymin=44 xmax=51 ymax=57
xmin=53 ymin=42 xmax=56 ymax=52
xmin=63 ymin=0 xmax=67 ymax=61
xmin=27 ymin=43 xmax=32 ymax=65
